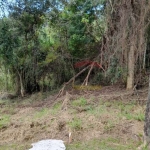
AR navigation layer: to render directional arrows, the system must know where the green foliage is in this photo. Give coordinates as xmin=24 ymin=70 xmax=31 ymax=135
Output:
xmin=0 ymin=0 xmax=107 ymax=93
xmin=52 ymin=0 xmax=105 ymax=58
xmin=0 ymin=67 xmax=13 ymax=91
xmin=0 ymin=18 xmax=19 ymax=66
xmin=0 ymin=0 xmax=58 ymax=94
xmin=106 ymin=58 xmax=127 ymax=84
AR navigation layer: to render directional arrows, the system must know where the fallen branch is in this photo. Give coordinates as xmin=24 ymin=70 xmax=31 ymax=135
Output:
xmin=82 ymin=62 xmax=94 ymax=86
xmin=54 ymin=65 xmax=91 ymax=100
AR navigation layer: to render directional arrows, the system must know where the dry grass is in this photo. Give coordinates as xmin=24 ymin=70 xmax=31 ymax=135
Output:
xmin=0 ymin=86 xmax=147 ymax=150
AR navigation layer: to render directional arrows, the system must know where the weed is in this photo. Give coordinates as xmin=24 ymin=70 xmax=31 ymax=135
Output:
xmin=121 ymin=110 xmax=144 ymax=121
xmin=2 ymin=105 xmax=17 ymax=115
xmin=50 ymin=102 xmax=61 ymax=115
xmin=87 ymin=105 xmax=107 ymax=117
xmin=68 ymin=118 xmax=82 ymax=130
xmin=134 ymin=112 xmax=145 ymax=121
xmin=0 ymin=114 xmax=10 ymax=129
xmin=34 ymin=108 xmax=50 ymax=119
xmin=104 ymin=121 xmax=115 ymax=133
xmin=66 ymin=138 xmax=136 ymax=150
xmin=142 ymin=146 xmax=149 ymax=150
xmin=71 ymin=97 xmax=87 ymax=107
xmin=113 ymin=102 xmax=145 ymax=121
xmin=0 ymin=144 xmax=31 ymax=150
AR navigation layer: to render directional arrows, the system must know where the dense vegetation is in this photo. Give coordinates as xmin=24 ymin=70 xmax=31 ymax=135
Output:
xmin=0 ymin=0 xmax=149 ymax=95
xmin=0 ymin=0 xmax=150 ymax=148
xmin=0 ymin=0 xmax=105 ymax=94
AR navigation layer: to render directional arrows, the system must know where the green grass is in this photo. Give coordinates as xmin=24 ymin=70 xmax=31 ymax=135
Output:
xmin=104 ymin=121 xmax=115 ymax=132
xmin=34 ymin=108 xmax=50 ymax=119
xmin=122 ymin=111 xmax=145 ymax=121
xmin=105 ymin=101 xmax=145 ymax=121
xmin=0 ymin=144 xmax=31 ymax=150
xmin=87 ymin=104 xmax=108 ymax=117
xmin=0 ymin=95 xmax=145 ymax=150
xmin=68 ymin=117 xmax=82 ymax=130
xmin=50 ymin=102 xmax=61 ymax=115
xmin=34 ymin=102 xmax=61 ymax=119
xmin=66 ymin=138 xmax=136 ymax=150
xmin=71 ymin=97 xmax=87 ymax=107
xmin=116 ymin=102 xmax=145 ymax=121
xmin=0 ymin=114 xmax=10 ymax=129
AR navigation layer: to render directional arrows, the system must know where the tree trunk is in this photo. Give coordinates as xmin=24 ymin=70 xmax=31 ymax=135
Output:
xmin=15 ymin=74 xmax=21 ymax=95
xmin=127 ymin=45 xmax=135 ymax=89
xmin=144 ymin=75 xmax=150 ymax=148
xmin=19 ymin=73 xmax=25 ymax=97
xmin=17 ymin=70 xmax=25 ymax=97
xmin=5 ymin=68 xmax=8 ymax=92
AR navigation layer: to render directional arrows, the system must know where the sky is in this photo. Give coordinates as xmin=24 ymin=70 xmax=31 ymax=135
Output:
xmin=0 ymin=0 xmax=15 ymax=18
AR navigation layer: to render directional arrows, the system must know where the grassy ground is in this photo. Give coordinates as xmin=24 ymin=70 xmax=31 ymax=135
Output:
xmin=0 ymin=87 xmax=148 ymax=150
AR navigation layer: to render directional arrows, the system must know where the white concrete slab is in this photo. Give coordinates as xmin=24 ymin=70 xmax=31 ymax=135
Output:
xmin=29 ymin=139 xmax=66 ymax=150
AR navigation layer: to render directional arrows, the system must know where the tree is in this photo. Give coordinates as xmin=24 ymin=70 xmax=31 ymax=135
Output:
xmin=0 ymin=18 xmax=20 ymax=91
xmin=0 ymin=0 xmax=52 ymax=95
xmin=143 ymin=76 xmax=150 ymax=149
xmin=103 ymin=0 xmax=150 ymax=88
xmin=50 ymin=0 xmax=104 ymax=59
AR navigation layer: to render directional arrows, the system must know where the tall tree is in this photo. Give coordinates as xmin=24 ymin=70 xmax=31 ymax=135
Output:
xmin=0 ymin=0 xmax=52 ymax=95
xmin=144 ymin=76 xmax=150 ymax=149
xmin=103 ymin=0 xmax=150 ymax=88
xmin=50 ymin=0 xmax=104 ymax=59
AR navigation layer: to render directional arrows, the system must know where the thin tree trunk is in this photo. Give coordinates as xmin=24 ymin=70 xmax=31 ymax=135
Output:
xmin=18 ymin=71 xmax=25 ymax=97
xmin=15 ymin=74 xmax=21 ymax=95
xmin=19 ymin=74 xmax=25 ymax=97
xmin=143 ymin=42 xmax=147 ymax=69
xmin=5 ymin=68 xmax=8 ymax=92
xmin=144 ymin=75 xmax=150 ymax=149
xmin=127 ymin=45 xmax=135 ymax=89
